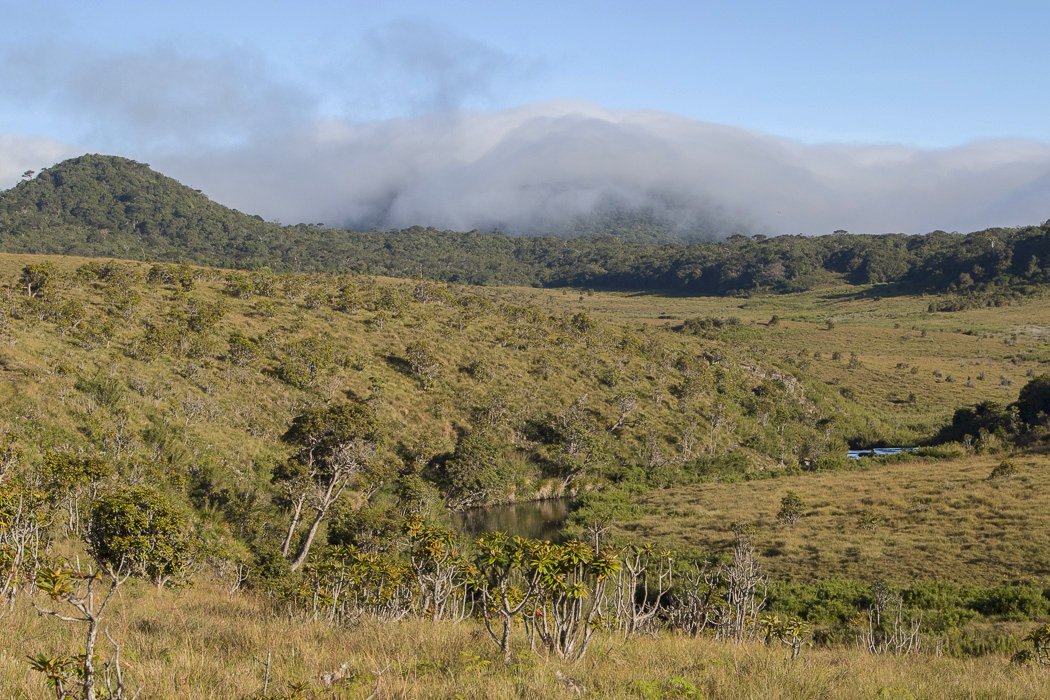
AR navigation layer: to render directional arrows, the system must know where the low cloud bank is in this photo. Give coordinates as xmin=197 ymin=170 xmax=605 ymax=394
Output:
xmin=162 ymin=103 xmax=1050 ymax=237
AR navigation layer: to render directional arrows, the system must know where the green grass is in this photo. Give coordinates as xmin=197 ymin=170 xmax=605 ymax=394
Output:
xmin=497 ymin=283 xmax=1050 ymax=442
xmin=0 ymin=253 xmax=850 ymax=498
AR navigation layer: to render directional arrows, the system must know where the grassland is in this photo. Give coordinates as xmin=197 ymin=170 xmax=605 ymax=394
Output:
xmin=3 ymin=253 xmax=1050 ymax=697
xmin=497 ymin=283 xmax=1050 ymax=442
xmin=616 ymin=453 xmax=1050 ymax=586
xmin=0 ymin=252 xmax=828 ymax=496
xmin=2 ymin=581 xmax=1048 ymax=699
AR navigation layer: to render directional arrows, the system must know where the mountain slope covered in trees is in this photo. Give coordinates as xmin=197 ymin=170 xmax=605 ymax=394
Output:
xmin=3 ymin=154 xmax=1050 ymax=297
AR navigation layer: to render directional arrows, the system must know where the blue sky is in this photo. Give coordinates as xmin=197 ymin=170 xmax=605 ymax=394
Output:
xmin=4 ymin=0 xmax=1048 ymax=145
xmin=2 ymin=1 xmax=1049 ymax=235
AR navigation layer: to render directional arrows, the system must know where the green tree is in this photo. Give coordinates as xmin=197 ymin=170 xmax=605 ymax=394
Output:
xmin=20 ymin=263 xmax=57 ymax=298
xmin=86 ymin=486 xmax=191 ymax=587
xmin=277 ymin=401 xmax=386 ymax=570
xmin=1015 ymin=374 xmax=1050 ymax=427
xmin=276 ymin=336 xmax=340 ymax=390
xmin=404 ymin=340 xmax=440 ymax=390
xmin=40 ymin=451 xmax=113 ymax=534
xmin=442 ymin=428 xmax=512 ymax=511
xmin=776 ymin=491 xmax=805 ymax=525
xmin=226 ymin=331 xmax=263 ymax=367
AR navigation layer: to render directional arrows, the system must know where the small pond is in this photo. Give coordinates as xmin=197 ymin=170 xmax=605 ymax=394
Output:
xmin=452 ymin=498 xmax=571 ymax=542
xmin=847 ymin=447 xmax=917 ymax=460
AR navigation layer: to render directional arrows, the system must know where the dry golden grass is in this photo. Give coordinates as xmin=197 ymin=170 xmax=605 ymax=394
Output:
xmin=620 ymin=453 xmax=1050 ymax=586
xmin=2 ymin=581 xmax=1048 ymax=699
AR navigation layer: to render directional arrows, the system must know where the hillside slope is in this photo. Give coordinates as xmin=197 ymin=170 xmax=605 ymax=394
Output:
xmin=3 ymin=155 xmax=1050 ymax=295
xmin=0 ymin=253 xmax=844 ymax=521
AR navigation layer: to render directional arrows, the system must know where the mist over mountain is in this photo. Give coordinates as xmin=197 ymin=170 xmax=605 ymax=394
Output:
xmin=154 ymin=103 xmax=1050 ymax=239
xmin=2 ymin=153 xmax=1049 ymax=299
xmin=6 ymin=103 xmax=1050 ymax=240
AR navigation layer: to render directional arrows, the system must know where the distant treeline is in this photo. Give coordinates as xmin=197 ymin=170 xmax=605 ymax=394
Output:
xmin=2 ymin=154 xmax=1049 ymax=296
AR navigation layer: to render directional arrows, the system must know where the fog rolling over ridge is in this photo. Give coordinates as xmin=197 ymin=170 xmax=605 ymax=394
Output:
xmin=147 ymin=102 xmax=1050 ymax=239
xmin=6 ymin=102 xmax=1050 ymax=238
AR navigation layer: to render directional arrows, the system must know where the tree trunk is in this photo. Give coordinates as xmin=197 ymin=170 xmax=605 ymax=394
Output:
xmin=83 ymin=615 xmax=98 ymax=700
xmin=280 ymin=495 xmax=307 ymax=557
xmin=500 ymin=611 xmax=512 ymax=665
xmin=289 ymin=506 xmax=326 ymax=572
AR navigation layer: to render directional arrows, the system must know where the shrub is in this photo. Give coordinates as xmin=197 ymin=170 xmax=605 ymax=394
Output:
xmin=404 ymin=340 xmax=440 ymax=390
xmin=20 ymin=263 xmax=57 ymax=298
xmin=776 ymin=491 xmax=805 ymax=525
xmin=988 ymin=460 xmax=1019 ymax=480
xmin=1016 ymin=374 xmax=1050 ymax=427
xmin=440 ymin=428 xmax=513 ymax=510
xmin=227 ymin=331 xmax=263 ymax=367
xmin=87 ymin=486 xmax=191 ymax=586
xmin=969 ymin=584 xmax=1050 ymax=620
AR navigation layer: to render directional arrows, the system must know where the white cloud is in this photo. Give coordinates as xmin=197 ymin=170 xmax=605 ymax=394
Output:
xmin=2 ymin=30 xmax=1048 ymax=237
xmin=0 ymin=135 xmax=77 ymax=188
xmin=157 ymin=102 xmax=1050 ymax=236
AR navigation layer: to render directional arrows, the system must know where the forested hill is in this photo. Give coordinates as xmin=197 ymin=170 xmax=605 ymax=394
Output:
xmin=2 ymin=154 xmax=1049 ymax=296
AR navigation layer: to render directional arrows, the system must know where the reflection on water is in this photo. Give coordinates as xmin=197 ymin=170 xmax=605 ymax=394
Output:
xmin=847 ymin=447 xmax=916 ymax=460
xmin=452 ymin=498 xmax=571 ymax=542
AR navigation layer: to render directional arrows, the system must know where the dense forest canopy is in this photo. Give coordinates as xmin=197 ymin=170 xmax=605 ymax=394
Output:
xmin=1 ymin=154 xmax=1049 ymax=296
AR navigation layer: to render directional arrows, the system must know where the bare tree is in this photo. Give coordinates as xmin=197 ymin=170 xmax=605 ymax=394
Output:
xmin=33 ymin=561 xmax=131 ymax=700
xmin=614 ymin=544 xmax=674 ymax=637
xmin=716 ymin=530 xmax=766 ymax=641
xmin=865 ymin=580 xmax=922 ymax=654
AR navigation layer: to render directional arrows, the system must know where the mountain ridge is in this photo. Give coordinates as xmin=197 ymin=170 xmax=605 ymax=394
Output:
xmin=2 ymin=154 xmax=1049 ymax=297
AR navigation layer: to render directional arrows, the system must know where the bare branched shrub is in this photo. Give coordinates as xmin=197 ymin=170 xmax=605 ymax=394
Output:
xmin=865 ymin=579 xmax=922 ymax=655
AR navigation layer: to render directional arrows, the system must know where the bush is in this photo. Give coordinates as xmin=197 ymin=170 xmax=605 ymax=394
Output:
xmin=440 ymin=428 xmax=513 ymax=510
xmin=87 ymin=486 xmax=192 ymax=586
xmin=969 ymin=584 xmax=1050 ymax=620
xmin=776 ymin=491 xmax=805 ymax=525
xmin=988 ymin=460 xmax=1019 ymax=480
xmin=20 ymin=263 xmax=57 ymax=298
xmin=935 ymin=401 xmax=1020 ymax=444
xmin=227 ymin=332 xmax=263 ymax=367
xmin=1016 ymin=374 xmax=1050 ymax=427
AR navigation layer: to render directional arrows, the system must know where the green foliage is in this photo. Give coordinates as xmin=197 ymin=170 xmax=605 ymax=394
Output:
xmin=281 ymin=400 xmax=382 ymax=463
xmin=275 ymin=336 xmax=341 ymax=390
xmin=566 ymin=487 xmax=645 ymax=532
xmin=936 ymin=373 xmax=1050 ymax=446
xmin=226 ymin=331 xmax=262 ymax=367
xmin=936 ymin=401 xmax=1020 ymax=444
xmin=20 ymin=263 xmax=57 ymax=298
xmin=41 ymin=451 xmax=112 ymax=494
xmin=1021 ymin=624 xmax=1050 ymax=665
xmin=776 ymin=491 xmax=805 ymax=525
xmin=86 ymin=486 xmax=192 ymax=585
xmin=404 ymin=340 xmax=440 ymax=390
xmin=1015 ymin=373 xmax=1050 ymax=427
xmin=968 ymin=584 xmax=1050 ymax=620
xmin=988 ymin=460 xmax=1019 ymax=480
xmin=441 ymin=428 xmax=514 ymax=510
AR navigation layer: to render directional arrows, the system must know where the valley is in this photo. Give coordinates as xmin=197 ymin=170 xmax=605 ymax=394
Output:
xmin=1 ymin=160 xmax=1049 ymax=698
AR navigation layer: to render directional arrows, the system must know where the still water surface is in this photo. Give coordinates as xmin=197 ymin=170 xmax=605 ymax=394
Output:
xmin=452 ymin=498 xmax=571 ymax=541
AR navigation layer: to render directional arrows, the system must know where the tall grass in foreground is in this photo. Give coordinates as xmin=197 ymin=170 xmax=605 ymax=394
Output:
xmin=2 ymin=581 xmax=1047 ymax=699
